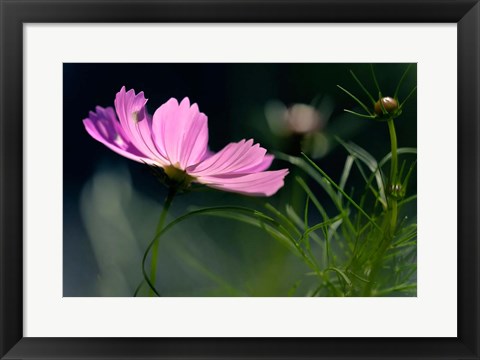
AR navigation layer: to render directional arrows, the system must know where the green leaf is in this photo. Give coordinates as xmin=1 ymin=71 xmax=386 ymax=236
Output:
xmin=353 ymin=160 xmax=382 ymax=205
xmin=133 ymin=280 xmax=146 ymax=297
xmin=276 ymin=152 xmax=340 ymax=207
xmin=303 ymin=195 xmax=311 ymax=247
xmin=370 ymin=64 xmax=382 ymax=97
xmin=285 ymin=205 xmax=324 ymax=246
xmin=304 ymin=215 xmax=343 ymax=238
xmin=401 ymin=160 xmax=417 ymax=190
xmin=399 ymin=266 xmax=417 ymax=284
xmin=375 ymin=283 xmax=416 ymax=296
xmin=337 ymin=84 xmax=373 ymax=116
xmin=304 ymin=195 xmax=310 ymax=230
xmin=394 ymin=64 xmax=413 ymax=99
xmin=343 ymin=109 xmax=376 ymax=119
xmin=398 ymin=194 xmax=417 ymax=207
xmin=339 ymin=155 xmax=355 ymax=193
xmin=294 ymin=176 xmax=348 ymax=266
xmin=301 ymin=153 xmax=382 ymax=232
xmin=326 ymin=267 xmax=352 ymax=287
xmin=347 ymin=270 xmax=371 ymax=283
xmin=336 ymin=138 xmax=387 ymax=208
xmin=350 ymin=69 xmax=376 ymax=105
xmin=393 ymin=224 xmax=417 ymax=247
xmin=265 ymin=203 xmax=302 ymax=238
xmin=294 ymin=176 xmax=330 ymax=235
xmin=379 ymin=148 xmax=417 ymax=168
xmin=278 ymin=152 xmax=358 ymax=237
xmin=400 ymin=85 xmax=417 ymax=108
xmin=309 ymin=284 xmax=323 ymax=297
xmin=288 ymin=280 xmax=302 ymax=297
xmin=397 ymin=160 xmax=407 ymax=184
xmin=206 ymin=211 xmax=296 ymax=251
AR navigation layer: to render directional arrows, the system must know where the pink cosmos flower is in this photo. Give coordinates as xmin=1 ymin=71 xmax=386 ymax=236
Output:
xmin=83 ymin=87 xmax=288 ymax=196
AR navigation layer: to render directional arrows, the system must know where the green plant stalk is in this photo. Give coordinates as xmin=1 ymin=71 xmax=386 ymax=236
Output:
xmin=363 ymin=118 xmax=399 ymax=296
xmin=387 ymin=118 xmax=398 ymax=236
xmin=387 ymin=118 xmax=398 ymax=186
xmin=148 ymin=187 xmax=177 ymax=297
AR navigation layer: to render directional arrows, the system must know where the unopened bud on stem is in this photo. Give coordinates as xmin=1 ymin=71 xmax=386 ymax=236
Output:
xmin=374 ymin=97 xmax=399 ymax=116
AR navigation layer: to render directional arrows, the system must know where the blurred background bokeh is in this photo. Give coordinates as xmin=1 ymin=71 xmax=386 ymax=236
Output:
xmin=63 ymin=63 xmax=416 ymax=296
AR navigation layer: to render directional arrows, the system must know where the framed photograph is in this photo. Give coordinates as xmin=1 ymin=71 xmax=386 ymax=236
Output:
xmin=1 ymin=0 xmax=478 ymax=359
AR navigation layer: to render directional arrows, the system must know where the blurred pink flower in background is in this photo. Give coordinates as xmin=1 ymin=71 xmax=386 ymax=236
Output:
xmin=265 ymin=101 xmax=325 ymax=137
xmin=264 ymin=98 xmax=333 ymax=159
xmin=286 ymin=104 xmax=323 ymax=134
xmin=84 ymin=87 xmax=288 ymax=197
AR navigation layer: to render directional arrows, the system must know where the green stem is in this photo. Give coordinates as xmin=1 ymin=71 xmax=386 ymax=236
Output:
xmin=363 ymin=118 xmax=399 ymax=296
xmin=148 ymin=187 xmax=177 ymax=297
xmin=387 ymin=117 xmax=398 ymax=236
xmin=390 ymin=200 xmax=398 ymax=236
xmin=387 ymin=118 xmax=398 ymax=185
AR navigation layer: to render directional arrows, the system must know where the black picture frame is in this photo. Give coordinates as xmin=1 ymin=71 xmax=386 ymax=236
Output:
xmin=1 ymin=1 xmax=479 ymax=359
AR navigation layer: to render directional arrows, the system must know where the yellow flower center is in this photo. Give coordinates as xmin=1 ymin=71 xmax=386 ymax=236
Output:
xmin=163 ymin=164 xmax=196 ymax=188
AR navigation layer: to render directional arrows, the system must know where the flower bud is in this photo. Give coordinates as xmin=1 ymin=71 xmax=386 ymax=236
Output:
xmin=374 ymin=97 xmax=399 ymax=116
xmin=388 ymin=183 xmax=405 ymax=199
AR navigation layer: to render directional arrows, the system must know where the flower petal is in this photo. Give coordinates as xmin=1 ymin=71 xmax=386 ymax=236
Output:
xmin=234 ymin=154 xmax=274 ymax=174
xmin=114 ymin=87 xmax=169 ymax=166
xmin=196 ymin=169 xmax=289 ymax=197
xmin=83 ymin=106 xmax=154 ymax=164
xmin=188 ymin=139 xmax=272 ymax=176
xmin=189 ymin=139 xmax=287 ymax=196
xmin=152 ymin=97 xmax=209 ymax=169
